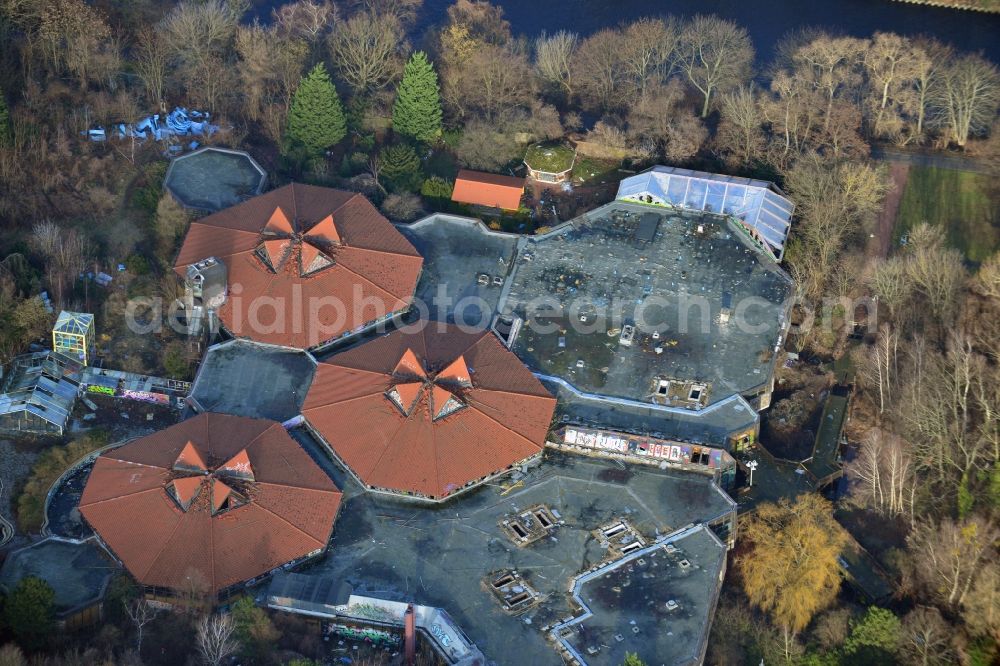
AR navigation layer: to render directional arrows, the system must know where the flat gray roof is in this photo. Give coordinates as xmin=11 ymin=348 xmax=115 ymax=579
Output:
xmin=557 ymin=524 xmax=727 ymax=666
xmin=290 ymin=429 xmax=736 ymax=665
xmin=542 ymin=377 xmax=758 ymax=447
xmin=501 ymin=202 xmax=792 ymax=408
xmin=396 ymin=214 xmax=520 ymax=328
xmin=0 ymin=538 xmax=118 ymax=615
xmin=189 ymin=339 xmax=316 ymax=421
xmin=165 ymin=147 xmax=267 ymax=212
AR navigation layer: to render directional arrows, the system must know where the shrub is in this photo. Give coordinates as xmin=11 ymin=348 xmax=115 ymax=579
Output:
xmin=16 ymin=430 xmax=111 ymax=532
xmin=456 ymin=120 xmax=520 ymax=171
xmin=380 ymin=193 xmax=424 ymax=222
xmin=420 ymin=176 xmax=453 ymax=200
xmin=132 ymin=161 xmax=168 ymax=215
xmin=162 ymin=341 xmax=189 ymax=379
xmin=379 ymin=144 xmax=422 ymax=192
xmin=125 ymin=254 xmax=150 ymax=275
xmin=2 ymin=577 xmax=55 ymax=651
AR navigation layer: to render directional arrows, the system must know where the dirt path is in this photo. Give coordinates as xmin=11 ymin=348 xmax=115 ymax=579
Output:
xmin=873 ymin=162 xmax=910 ymax=258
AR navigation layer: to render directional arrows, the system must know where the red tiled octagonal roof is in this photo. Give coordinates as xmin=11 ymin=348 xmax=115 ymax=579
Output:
xmin=302 ymin=326 xmax=556 ymax=499
xmin=174 ymin=183 xmax=423 ymax=350
xmin=79 ymin=413 xmax=342 ymax=596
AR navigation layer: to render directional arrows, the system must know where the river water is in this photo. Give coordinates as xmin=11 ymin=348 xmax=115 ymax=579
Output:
xmin=252 ymin=0 xmax=999 ymax=64
xmin=420 ymin=0 xmax=1000 ymax=62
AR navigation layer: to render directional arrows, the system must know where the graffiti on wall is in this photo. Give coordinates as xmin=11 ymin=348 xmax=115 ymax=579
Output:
xmin=330 ymin=624 xmax=398 ymax=647
xmin=562 ymin=426 xmax=731 ymax=469
xmin=85 ymin=385 xmax=171 ymax=405
xmin=430 ymin=622 xmax=452 ymax=648
xmin=121 ymin=389 xmax=170 ymax=405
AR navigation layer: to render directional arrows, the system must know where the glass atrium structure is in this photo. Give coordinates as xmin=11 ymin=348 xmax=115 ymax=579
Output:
xmin=616 ymin=166 xmax=794 ymax=260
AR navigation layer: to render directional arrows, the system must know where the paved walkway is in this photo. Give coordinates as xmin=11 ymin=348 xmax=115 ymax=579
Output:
xmin=872 ymin=146 xmax=988 ymax=173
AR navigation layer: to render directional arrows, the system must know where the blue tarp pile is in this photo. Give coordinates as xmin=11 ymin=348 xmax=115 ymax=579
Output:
xmin=82 ymin=107 xmax=219 ymax=143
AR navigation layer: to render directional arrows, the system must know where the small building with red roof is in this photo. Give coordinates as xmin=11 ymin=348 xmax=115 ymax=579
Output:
xmin=79 ymin=413 xmax=342 ymax=599
xmin=302 ymin=326 xmax=556 ymax=500
xmin=174 ymin=183 xmax=423 ymax=350
xmin=451 ymin=170 xmax=525 ymax=211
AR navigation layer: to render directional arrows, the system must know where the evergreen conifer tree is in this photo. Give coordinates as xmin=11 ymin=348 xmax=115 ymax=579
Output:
xmin=286 ymin=63 xmax=346 ymax=156
xmin=392 ymin=52 xmax=443 ymax=143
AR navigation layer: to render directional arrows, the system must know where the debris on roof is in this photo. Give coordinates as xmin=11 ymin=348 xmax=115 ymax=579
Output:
xmin=303 ymin=325 xmax=556 ymax=499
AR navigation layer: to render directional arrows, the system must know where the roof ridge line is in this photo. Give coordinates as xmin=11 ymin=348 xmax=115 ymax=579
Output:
xmin=464 ymin=399 xmax=545 ymax=450
xmin=208 ymin=493 xmax=217 ymax=592
xmin=79 ymin=485 xmax=164 ymax=509
xmin=254 ymin=480 xmax=339 ymax=495
xmin=471 ymin=385 xmax=554 ymax=400
xmin=365 ymin=409 xmax=419 ymax=490
xmin=334 ymin=237 xmax=422 ymax=260
xmin=329 ymin=254 xmax=410 ymax=302
xmin=250 ymin=498 xmax=326 ymax=547
xmin=301 ymin=388 xmax=389 ymax=412
xmin=241 ymin=421 xmax=282 ymax=451
xmin=136 ymin=502 xmax=191 ymax=583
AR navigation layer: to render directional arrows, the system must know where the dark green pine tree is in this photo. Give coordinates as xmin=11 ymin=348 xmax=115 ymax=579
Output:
xmin=286 ymin=63 xmax=346 ymax=157
xmin=392 ymin=51 xmax=443 ymax=143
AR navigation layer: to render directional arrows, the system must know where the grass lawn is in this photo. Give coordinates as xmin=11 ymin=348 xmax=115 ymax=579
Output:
xmin=894 ymin=166 xmax=1000 ymax=263
xmin=524 ymin=141 xmax=575 ymax=173
xmin=571 ymin=156 xmax=623 ymax=185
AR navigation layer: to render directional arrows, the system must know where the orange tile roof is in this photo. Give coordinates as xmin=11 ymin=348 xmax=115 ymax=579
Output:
xmin=79 ymin=413 xmax=342 ymax=597
xmin=302 ymin=326 xmax=556 ymax=499
xmin=174 ymin=184 xmax=423 ymax=350
xmin=452 ymin=170 xmax=525 ymax=210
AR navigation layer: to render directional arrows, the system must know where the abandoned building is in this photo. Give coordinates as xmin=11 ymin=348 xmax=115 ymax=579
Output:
xmin=302 ymin=325 xmax=556 ymax=500
xmin=79 ymin=412 xmax=342 ymax=599
xmin=451 ymin=169 xmax=526 ymax=211
xmin=19 ymin=164 xmax=803 ymax=663
xmin=173 ymin=183 xmax=423 ymax=350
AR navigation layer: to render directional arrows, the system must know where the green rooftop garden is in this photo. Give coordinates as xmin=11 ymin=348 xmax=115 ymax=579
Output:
xmin=524 ymin=141 xmax=576 ymax=174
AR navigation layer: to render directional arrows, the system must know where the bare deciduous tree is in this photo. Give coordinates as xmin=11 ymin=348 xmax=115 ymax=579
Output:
xmin=676 ymin=15 xmax=754 ymax=117
xmin=196 ymin=613 xmax=237 ymax=666
xmin=444 ymin=42 xmax=531 ymax=120
xmin=328 ymin=10 xmax=402 ymax=96
xmin=793 ymin=34 xmax=867 ymax=133
xmin=445 ymin=0 xmax=510 ymax=46
xmin=715 ymin=84 xmax=766 ymax=168
xmin=572 ymin=29 xmax=628 ymax=112
xmin=911 ymin=38 xmax=952 ymax=140
xmin=846 ymin=428 xmax=915 ymax=522
xmin=960 ymin=561 xmax=1000 ymax=643
xmin=620 ymin=17 xmax=679 ymax=100
xmin=900 ymin=607 xmax=955 ymax=666
xmin=124 ymin=598 xmax=157 ymax=654
xmin=30 ymin=220 xmax=89 ymax=306
xmin=274 ymin=0 xmax=337 ymax=44
xmin=160 ymin=0 xmax=244 ymax=68
xmin=783 ymin=155 xmax=887 ymax=300
xmin=907 ymin=515 xmax=999 ymax=609
xmin=931 ymin=53 xmax=1000 ymax=148
xmin=534 ymin=30 xmax=577 ymax=101
xmin=133 ymin=28 xmax=169 ymax=110
xmin=853 ymin=324 xmax=900 ymax=415
xmin=867 ymin=256 xmax=913 ymax=328
xmin=903 ymin=223 xmax=966 ymax=331
xmin=862 ymin=32 xmax=923 ymax=140
xmin=627 ymin=79 xmax=706 ymax=161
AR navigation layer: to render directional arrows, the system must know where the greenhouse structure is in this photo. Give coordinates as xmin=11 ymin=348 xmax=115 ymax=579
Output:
xmin=616 ymin=166 xmax=794 ymax=260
